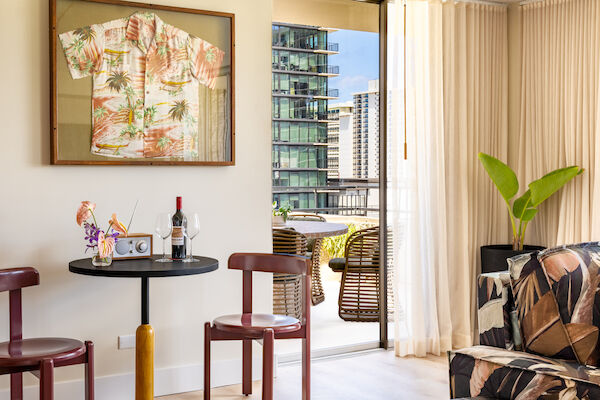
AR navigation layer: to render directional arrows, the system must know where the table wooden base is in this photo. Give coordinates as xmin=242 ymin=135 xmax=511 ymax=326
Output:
xmin=136 ymin=324 xmax=154 ymax=400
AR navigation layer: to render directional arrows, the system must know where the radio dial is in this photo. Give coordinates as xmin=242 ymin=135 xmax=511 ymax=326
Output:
xmin=136 ymin=241 xmax=148 ymax=253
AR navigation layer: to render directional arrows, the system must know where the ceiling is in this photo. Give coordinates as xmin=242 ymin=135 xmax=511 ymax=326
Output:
xmin=352 ymin=0 xmax=523 ymax=3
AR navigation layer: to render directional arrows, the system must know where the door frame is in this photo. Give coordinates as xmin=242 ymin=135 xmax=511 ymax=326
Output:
xmin=377 ymin=0 xmax=389 ymax=350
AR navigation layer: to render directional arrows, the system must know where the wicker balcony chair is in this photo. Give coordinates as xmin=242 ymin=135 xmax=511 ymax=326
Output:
xmin=287 ymin=213 xmax=327 ymax=305
xmin=328 ymin=226 xmax=379 ymax=273
xmin=272 ymin=228 xmax=308 ymax=319
xmin=287 ymin=213 xmax=326 ymax=222
xmin=337 ymin=226 xmax=380 ymax=322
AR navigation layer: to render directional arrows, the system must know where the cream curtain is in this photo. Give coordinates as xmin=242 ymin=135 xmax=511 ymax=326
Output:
xmin=517 ymin=0 xmax=600 ymax=247
xmin=197 ymin=85 xmax=231 ymax=161
xmin=388 ymin=0 xmax=509 ymax=357
xmin=197 ymin=86 xmax=229 ymax=161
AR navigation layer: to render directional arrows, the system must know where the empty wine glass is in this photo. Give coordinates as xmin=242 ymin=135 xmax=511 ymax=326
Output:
xmin=155 ymin=213 xmax=172 ymax=262
xmin=183 ymin=213 xmax=200 ymax=262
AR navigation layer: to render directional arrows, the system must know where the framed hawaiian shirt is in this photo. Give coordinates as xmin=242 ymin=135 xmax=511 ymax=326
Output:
xmin=51 ymin=0 xmax=235 ymax=165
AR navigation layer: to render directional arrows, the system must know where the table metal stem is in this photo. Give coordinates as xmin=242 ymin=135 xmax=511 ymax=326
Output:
xmin=141 ymin=277 xmax=149 ymax=325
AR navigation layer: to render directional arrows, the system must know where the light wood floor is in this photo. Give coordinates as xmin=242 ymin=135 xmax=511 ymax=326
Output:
xmin=159 ymin=350 xmax=449 ymax=400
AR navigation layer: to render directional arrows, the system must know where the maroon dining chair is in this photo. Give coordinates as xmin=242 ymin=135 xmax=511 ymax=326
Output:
xmin=204 ymin=253 xmax=311 ymax=400
xmin=0 ymin=267 xmax=94 ymax=400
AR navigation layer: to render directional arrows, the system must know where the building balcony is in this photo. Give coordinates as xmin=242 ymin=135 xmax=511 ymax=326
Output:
xmin=272 ymin=65 xmax=340 ymax=76
xmin=272 ymin=42 xmax=339 ymax=54
xmin=314 ymin=89 xmax=339 ymax=100
xmin=273 ymin=112 xmax=330 ymax=122
xmin=272 ymin=88 xmax=338 ymax=99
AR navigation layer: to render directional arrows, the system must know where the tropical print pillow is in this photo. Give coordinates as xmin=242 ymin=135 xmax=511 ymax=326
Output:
xmin=508 ymin=252 xmax=579 ymax=362
xmin=478 ymin=272 xmax=515 ymax=350
xmin=538 ymin=242 xmax=600 ymax=366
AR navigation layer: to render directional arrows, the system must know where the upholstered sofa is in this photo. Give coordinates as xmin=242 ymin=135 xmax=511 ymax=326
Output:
xmin=449 ymin=242 xmax=600 ymax=399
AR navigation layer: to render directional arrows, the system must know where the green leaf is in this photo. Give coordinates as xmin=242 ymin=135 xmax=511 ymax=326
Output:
xmin=529 ymin=166 xmax=584 ymax=206
xmin=478 ymin=153 xmax=519 ymax=203
xmin=521 ymin=208 xmax=538 ymax=222
xmin=512 ymin=190 xmax=531 ymax=219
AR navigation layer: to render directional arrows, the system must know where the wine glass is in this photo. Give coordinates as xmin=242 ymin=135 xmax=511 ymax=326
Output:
xmin=183 ymin=213 xmax=200 ymax=262
xmin=155 ymin=213 xmax=172 ymax=262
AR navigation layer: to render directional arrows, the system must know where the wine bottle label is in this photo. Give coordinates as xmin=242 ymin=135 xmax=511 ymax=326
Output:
xmin=172 ymin=226 xmax=184 ymax=246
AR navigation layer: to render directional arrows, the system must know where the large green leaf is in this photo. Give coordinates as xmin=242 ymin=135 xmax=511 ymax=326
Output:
xmin=529 ymin=166 xmax=584 ymax=206
xmin=521 ymin=208 xmax=538 ymax=222
xmin=478 ymin=153 xmax=519 ymax=203
xmin=512 ymin=190 xmax=531 ymax=219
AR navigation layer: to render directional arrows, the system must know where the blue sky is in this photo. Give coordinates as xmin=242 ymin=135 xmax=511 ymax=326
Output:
xmin=328 ymin=30 xmax=379 ymax=103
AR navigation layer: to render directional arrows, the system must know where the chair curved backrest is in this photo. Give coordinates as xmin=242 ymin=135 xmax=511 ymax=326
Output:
xmin=0 ymin=267 xmax=40 ymax=342
xmin=339 ymin=227 xmax=380 ymax=322
xmin=228 ymin=253 xmax=310 ymax=324
xmin=344 ymin=226 xmax=379 ymax=258
xmin=229 ymin=253 xmax=309 ymax=276
xmin=0 ymin=267 xmax=39 ymax=293
xmin=287 ymin=213 xmax=326 ymax=222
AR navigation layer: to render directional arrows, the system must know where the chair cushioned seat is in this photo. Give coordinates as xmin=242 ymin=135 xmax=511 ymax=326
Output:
xmin=328 ymin=257 xmax=346 ymax=272
xmin=449 ymin=345 xmax=600 ymax=399
xmin=213 ymin=313 xmax=301 ymax=336
xmin=0 ymin=338 xmax=86 ymax=368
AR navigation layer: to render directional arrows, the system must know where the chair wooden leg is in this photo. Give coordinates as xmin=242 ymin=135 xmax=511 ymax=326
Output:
xmin=262 ymin=329 xmax=274 ymax=400
xmin=302 ymin=337 xmax=311 ymax=400
xmin=10 ymin=372 xmax=23 ymax=400
xmin=85 ymin=341 xmax=95 ymax=400
xmin=242 ymin=338 xmax=252 ymax=395
xmin=204 ymin=322 xmax=211 ymax=400
xmin=40 ymin=359 xmax=54 ymax=400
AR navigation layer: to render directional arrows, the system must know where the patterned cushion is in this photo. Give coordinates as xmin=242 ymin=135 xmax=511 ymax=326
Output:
xmin=478 ymin=272 xmax=516 ymax=350
xmin=538 ymin=242 xmax=600 ymax=366
xmin=508 ymin=252 xmax=579 ymax=361
xmin=449 ymin=345 xmax=600 ymax=399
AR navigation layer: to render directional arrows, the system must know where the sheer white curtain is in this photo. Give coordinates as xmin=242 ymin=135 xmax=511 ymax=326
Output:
xmin=388 ymin=0 xmax=509 ymax=357
xmin=517 ymin=0 xmax=600 ymax=246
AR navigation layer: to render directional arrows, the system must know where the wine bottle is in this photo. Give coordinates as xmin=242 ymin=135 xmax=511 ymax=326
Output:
xmin=171 ymin=196 xmax=187 ymax=260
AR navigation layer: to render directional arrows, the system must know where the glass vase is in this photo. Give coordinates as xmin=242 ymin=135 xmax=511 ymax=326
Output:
xmin=92 ymin=252 xmax=113 ymax=267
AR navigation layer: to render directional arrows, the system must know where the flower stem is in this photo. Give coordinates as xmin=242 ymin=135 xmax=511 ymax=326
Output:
xmin=89 ymin=208 xmax=99 ymax=227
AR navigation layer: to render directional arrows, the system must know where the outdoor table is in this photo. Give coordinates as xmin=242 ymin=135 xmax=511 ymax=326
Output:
xmin=275 ymin=220 xmax=348 ymax=304
xmin=69 ymin=255 xmax=218 ymax=400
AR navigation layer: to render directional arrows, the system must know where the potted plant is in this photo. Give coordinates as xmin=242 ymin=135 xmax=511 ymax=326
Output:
xmin=272 ymin=201 xmax=292 ymax=226
xmin=478 ymin=153 xmax=583 ymax=273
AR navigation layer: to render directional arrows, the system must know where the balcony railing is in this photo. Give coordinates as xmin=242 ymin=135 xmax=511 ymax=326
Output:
xmin=323 ymin=65 xmax=340 ymax=75
xmin=326 ymin=42 xmax=339 ymax=52
xmin=272 ymin=88 xmax=338 ymax=98
xmin=272 ymin=64 xmax=340 ymax=75
xmin=274 ymin=41 xmax=339 ymax=52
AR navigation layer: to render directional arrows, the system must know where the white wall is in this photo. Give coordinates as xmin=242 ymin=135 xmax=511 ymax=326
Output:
xmin=0 ymin=0 xmax=272 ymax=397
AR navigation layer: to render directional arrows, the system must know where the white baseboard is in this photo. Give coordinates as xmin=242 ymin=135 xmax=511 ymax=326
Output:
xmin=0 ymin=355 xmax=273 ymax=400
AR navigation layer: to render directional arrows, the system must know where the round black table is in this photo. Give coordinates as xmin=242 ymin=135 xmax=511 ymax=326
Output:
xmin=69 ymin=255 xmax=218 ymax=400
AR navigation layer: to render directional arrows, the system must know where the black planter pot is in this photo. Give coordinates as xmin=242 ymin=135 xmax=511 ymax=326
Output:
xmin=480 ymin=244 xmax=546 ymax=274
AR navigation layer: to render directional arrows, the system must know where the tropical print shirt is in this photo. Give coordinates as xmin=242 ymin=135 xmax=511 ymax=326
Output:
xmin=59 ymin=12 xmax=224 ymax=158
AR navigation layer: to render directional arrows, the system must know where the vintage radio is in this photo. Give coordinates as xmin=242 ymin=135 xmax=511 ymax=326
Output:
xmin=113 ymin=233 xmax=153 ymax=260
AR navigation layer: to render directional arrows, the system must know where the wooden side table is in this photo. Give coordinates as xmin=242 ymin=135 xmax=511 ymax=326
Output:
xmin=69 ymin=256 xmax=218 ymax=400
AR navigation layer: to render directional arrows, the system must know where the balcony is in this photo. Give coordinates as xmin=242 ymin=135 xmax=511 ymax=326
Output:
xmin=272 ymin=41 xmax=339 ymax=54
xmin=272 ymin=64 xmax=340 ymax=76
xmin=272 ymin=88 xmax=338 ymax=99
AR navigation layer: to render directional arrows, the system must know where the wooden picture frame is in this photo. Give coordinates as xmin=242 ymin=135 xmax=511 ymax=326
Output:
xmin=50 ymin=0 xmax=235 ymax=165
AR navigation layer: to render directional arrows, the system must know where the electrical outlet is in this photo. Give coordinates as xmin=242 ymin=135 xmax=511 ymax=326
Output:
xmin=118 ymin=334 xmax=135 ymax=349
